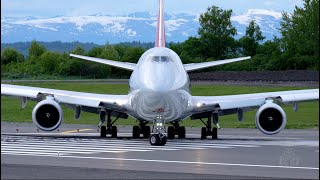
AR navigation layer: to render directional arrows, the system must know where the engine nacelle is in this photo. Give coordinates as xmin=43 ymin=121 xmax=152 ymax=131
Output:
xmin=32 ymin=97 xmax=63 ymax=131
xmin=255 ymin=102 xmax=286 ymax=135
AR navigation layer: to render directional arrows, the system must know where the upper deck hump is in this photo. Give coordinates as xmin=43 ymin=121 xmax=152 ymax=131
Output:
xmin=129 ymin=47 xmax=189 ymax=92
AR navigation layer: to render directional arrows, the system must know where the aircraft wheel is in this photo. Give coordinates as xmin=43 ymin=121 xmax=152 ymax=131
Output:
xmin=201 ymin=127 xmax=207 ymax=139
xmin=143 ymin=126 xmax=150 ymax=138
xmin=150 ymin=134 xmax=160 ymax=146
xmin=100 ymin=125 xmax=106 ymax=137
xmin=212 ymin=127 xmax=218 ymax=139
xmin=178 ymin=126 xmax=186 ymax=138
xmin=132 ymin=126 xmax=140 ymax=139
xmin=111 ymin=126 xmax=117 ymax=138
xmin=160 ymin=136 xmax=167 ymax=146
xmin=167 ymin=126 xmax=175 ymax=139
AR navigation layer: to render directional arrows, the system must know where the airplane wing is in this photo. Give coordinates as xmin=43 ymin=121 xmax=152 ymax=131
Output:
xmin=184 ymin=56 xmax=251 ymax=72
xmin=70 ymin=54 xmax=136 ymax=71
xmin=1 ymin=84 xmax=128 ymax=113
xmin=191 ymin=89 xmax=319 ymax=114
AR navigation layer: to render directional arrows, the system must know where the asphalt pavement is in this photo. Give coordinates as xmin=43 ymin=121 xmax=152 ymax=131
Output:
xmin=1 ymin=122 xmax=319 ymax=179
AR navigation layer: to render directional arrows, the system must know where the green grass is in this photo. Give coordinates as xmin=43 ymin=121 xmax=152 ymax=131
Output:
xmin=1 ymin=82 xmax=319 ymax=129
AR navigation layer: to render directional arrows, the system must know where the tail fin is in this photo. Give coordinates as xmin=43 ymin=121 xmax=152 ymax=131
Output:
xmin=155 ymin=0 xmax=166 ymax=47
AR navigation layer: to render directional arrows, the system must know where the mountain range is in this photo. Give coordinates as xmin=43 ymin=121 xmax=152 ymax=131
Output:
xmin=1 ymin=9 xmax=283 ymax=44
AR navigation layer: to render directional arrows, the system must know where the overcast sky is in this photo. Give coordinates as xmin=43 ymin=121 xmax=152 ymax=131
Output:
xmin=1 ymin=0 xmax=304 ymax=17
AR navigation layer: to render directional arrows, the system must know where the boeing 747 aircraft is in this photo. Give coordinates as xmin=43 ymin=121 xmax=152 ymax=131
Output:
xmin=1 ymin=0 xmax=319 ymax=145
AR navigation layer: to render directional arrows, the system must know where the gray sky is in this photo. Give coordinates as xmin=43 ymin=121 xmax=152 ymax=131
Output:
xmin=1 ymin=0 xmax=304 ymax=17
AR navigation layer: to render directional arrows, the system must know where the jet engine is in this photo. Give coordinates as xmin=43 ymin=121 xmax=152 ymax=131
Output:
xmin=32 ymin=97 xmax=63 ymax=131
xmin=255 ymin=102 xmax=286 ymax=135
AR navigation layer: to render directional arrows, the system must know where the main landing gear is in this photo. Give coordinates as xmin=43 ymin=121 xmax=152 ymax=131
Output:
xmin=99 ymin=109 xmax=119 ymax=138
xmin=149 ymin=118 xmax=167 ymax=146
xmin=167 ymin=121 xmax=185 ymax=139
xmin=132 ymin=121 xmax=151 ymax=139
xmin=200 ymin=112 xmax=220 ymax=140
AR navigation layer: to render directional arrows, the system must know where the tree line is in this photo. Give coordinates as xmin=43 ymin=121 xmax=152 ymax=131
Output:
xmin=1 ymin=0 xmax=319 ymax=79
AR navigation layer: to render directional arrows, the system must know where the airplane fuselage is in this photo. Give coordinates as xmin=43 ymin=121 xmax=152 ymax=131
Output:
xmin=127 ymin=47 xmax=193 ymax=123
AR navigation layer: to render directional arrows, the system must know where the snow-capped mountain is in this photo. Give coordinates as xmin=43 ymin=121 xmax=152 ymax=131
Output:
xmin=1 ymin=9 xmax=282 ymax=44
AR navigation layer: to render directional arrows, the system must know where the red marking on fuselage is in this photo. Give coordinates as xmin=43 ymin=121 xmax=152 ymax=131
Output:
xmin=154 ymin=107 xmax=165 ymax=113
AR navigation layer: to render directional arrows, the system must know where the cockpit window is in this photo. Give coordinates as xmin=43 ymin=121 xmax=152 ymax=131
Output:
xmin=148 ymin=56 xmax=173 ymax=62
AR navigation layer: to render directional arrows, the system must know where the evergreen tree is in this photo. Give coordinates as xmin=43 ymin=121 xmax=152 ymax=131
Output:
xmin=1 ymin=48 xmax=24 ymax=65
xmin=28 ymin=40 xmax=46 ymax=58
xmin=239 ymin=20 xmax=265 ymax=57
xmin=198 ymin=6 xmax=237 ymax=59
xmin=280 ymin=0 xmax=319 ymax=70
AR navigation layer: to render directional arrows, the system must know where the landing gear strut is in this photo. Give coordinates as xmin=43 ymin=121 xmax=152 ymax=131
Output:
xmin=200 ymin=112 xmax=220 ymax=140
xmin=149 ymin=118 xmax=167 ymax=146
xmin=167 ymin=121 xmax=185 ymax=139
xmin=99 ymin=109 xmax=119 ymax=138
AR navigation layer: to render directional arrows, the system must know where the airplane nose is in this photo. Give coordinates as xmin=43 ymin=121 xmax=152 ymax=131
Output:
xmin=146 ymin=79 xmax=173 ymax=92
xmin=142 ymin=63 xmax=176 ymax=92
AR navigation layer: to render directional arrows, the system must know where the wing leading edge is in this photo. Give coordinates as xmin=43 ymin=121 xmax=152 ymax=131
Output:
xmin=191 ymin=89 xmax=319 ymax=113
xmin=70 ymin=54 xmax=136 ymax=71
xmin=1 ymin=84 xmax=128 ymax=112
xmin=184 ymin=56 xmax=251 ymax=72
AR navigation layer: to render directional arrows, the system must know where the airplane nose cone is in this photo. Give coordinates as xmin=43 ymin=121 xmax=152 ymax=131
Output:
xmin=145 ymin=77 xmax=174 ymax=92
xmin=142 ymin=63 xmax=177 ymax=92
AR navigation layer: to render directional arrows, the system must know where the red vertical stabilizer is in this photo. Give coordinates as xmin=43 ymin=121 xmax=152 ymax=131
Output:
xmin=155 ymin=0 xmax=166 ymax=47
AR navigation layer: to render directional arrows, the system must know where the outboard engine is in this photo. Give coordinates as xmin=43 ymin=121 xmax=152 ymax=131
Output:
xmin=255 ymin=102 xmax=286 ymax=135
xmin=32 ymin=97 xmax=63 ymax=131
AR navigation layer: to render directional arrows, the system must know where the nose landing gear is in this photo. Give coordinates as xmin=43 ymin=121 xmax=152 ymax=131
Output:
xmin=149 ymin=119 xmax=167 ymax=146
xmin=149 ymin=133 xmax=167 ymax=146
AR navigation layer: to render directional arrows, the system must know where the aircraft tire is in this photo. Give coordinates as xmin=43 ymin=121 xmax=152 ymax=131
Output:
xmin=160 ymin=136 xmax=167 ymax=146
xmin=201 ymin=127 xmax=207 ymax=139
xmin=167 ymin=126 xmax=175 ymax=139
xmin=132 ymin=126 xmax=140 ymax=139
xmin=100 ymin=125 xmax=107 ymax=137
xmin=111 ymin=126 xmax=117 ymax=138
xmin=143 ymin=126 xmax=150 ymax=138
xmin=178 ymin=126 xmax=186 ymax=138
xmin=212 ymin=127 xmax=218 ymax=139
xmin=150 ymin=134 xmax=160 ymax=145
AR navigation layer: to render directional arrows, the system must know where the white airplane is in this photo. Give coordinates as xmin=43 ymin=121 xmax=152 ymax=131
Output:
xmin=1 ymin=0 xmax=319 ymax=146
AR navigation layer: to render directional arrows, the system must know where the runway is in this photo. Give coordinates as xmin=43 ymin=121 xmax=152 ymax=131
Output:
xmin=1 ymin=123 xmax=319 ymax=179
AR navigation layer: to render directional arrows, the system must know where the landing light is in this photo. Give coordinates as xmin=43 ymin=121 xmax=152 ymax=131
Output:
xmin=156 ymin=123 xmax=163 ymax=126
xmin=117 ymin=101 xmax=125 ymax=106
xmin=196 ymin=102 xmax=202 ymax=107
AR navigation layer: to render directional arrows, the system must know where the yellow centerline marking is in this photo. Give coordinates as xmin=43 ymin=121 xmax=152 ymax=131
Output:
xmin=61 ymin=129 xmax=93 ymax=134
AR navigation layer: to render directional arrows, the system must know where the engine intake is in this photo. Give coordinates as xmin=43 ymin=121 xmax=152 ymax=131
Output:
xmin=32 ymin=97 xmax=63 ymax=131
xmin=255 ymin=102 xmax=286 ymax=135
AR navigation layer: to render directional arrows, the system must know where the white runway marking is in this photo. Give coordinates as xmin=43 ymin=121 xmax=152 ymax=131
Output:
xmin=2 ymin=135 xmax=319 ymax=171
xmin=2 ymin=135 xmax=257 ymax=156
xmin=53 ymin=155 xmax=320 ymax=170
xmin=2 ymin=153 xmax=319 ymax=170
